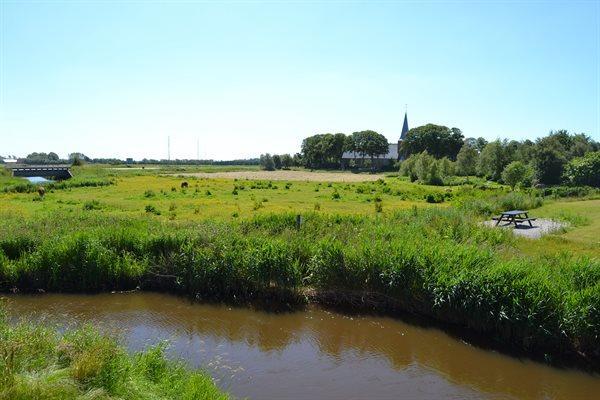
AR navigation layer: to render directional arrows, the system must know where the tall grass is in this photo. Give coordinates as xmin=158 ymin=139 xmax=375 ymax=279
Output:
xmin=0 ymin=209 xmax=598 ymax=365
xmin=0 ymin=308 xmax=229 ymax=399
xmin=2 ymin=177 xmax=115 ymax=194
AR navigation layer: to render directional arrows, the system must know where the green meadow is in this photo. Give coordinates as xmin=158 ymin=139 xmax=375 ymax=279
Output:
xmin=1 ymin=164 xmax=599 ymax=373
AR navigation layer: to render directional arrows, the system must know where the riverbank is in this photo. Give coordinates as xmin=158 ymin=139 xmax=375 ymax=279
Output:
xmin=0 ymin=305 xmax=229 ymax=399
xmin=1 ymin=208 xmax=598 ymax=369
xmin=5 ymin=291 xmax=600 ymax=400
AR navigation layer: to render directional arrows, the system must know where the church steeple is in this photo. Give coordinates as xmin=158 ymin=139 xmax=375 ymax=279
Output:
xmin=400 ymin=109 xmax=409 ymax=140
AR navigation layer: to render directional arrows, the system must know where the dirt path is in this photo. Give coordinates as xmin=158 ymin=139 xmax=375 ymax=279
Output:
xmin=173 ymin=170 xmax=385 ymax=182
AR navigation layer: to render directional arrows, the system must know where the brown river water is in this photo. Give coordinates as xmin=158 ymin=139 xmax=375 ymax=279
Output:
xmin=4 ymin=292 xmax=600 ymax=400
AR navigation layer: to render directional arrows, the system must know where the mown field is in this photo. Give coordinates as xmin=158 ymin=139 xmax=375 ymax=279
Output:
xmin=0 ymin=164 xmax=599 ymax=371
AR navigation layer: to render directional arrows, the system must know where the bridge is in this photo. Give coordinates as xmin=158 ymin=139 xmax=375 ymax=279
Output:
xmin=7 ymin=164 xmax=73 ymax=180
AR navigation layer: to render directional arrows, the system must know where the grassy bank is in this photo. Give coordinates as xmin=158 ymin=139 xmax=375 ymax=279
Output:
xmin=0 ymin=208 xmax=598 ymax=367
xmin=0 ymin=308 xmax=229 ymax=399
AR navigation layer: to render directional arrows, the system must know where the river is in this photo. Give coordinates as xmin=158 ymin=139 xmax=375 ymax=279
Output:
xmin=3 ymin=292 xmax=599 ymax=399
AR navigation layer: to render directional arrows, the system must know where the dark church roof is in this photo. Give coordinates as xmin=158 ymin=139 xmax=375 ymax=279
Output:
xmin=400 ymin=112 xmax=409 ymax=140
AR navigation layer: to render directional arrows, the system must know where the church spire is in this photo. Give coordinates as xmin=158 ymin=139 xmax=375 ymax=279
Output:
xmin=400 ymin=108 xmax=409 ymax=140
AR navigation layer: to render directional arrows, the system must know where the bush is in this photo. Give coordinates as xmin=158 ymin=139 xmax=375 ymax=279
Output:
xmin=145 ymin=205 xmax=160 ymax=215
xmin=563 ymin=151 xmax=600 ymax=187
xmin=83 ymin=200 xmax=102 ymax=210
xmin=501 ymin=161 xmax=533 ymax=189
xmin=425 ymin=193 xmax=445 ymax=203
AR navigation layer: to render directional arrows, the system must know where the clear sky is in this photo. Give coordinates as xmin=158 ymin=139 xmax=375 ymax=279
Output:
xmin=1 ymin=0 xmax=599 ymax=160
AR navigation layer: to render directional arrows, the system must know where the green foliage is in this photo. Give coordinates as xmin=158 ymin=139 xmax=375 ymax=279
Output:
xmin=348 ymin=130 xmax=389 ymax=163
xmin=401 ymin=124 xmax=464 ymax=160
xmin=280 ymin=153 xmax=293 ymax=169
xmin=2 ymin=178 xmax=114 ymax=194
xmin=534 ymin=146 xmax=566 ymax=185
xmin=0 ymin=318 xmax=229 ymax=399
xmin=145 ymin=205 xmax=161 ymax=215
xmin=23 ymin=151 xmax=60 ymax=164
xmin=563 ymin=151 xmax=600 ymax=187
xmin=501 ymin=161 xmax=532 ymax=189
xmin=83 ymin=200 xmax=102 ymax=210
xmin=301 ymin=133 xmax=347 ymax=169
xmin=272 ymin=154 xmax=282 ymax=169
xmin=259 ymin=153 xmax=275 ymax=171
xmin=401 ymin=152 xmax=449 ymax=185
xmin=456 ymin=144 xmax=478 ymax=176
xmin=477 ymin=140 xmax=508 ymax=181
xmin=459 ymin=192 xmax=543 ymax=215
xmin=0 ymin=209 xmax=598 ymax=362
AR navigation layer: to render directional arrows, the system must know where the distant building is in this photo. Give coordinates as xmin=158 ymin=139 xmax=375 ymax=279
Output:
xmin=341 ymin=111 xmax=409 ymax=169
xmin=126 ymin=158 xmax=134 ymax=164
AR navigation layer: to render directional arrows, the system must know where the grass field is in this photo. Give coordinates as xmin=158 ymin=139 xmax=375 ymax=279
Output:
xmin=1 ymin=165 xmax=597 ymax=256
xmin=0 ymin=164 xmax=599 ymax=367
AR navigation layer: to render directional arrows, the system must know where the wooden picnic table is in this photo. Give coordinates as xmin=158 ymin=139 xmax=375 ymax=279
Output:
xmin=494 ymin=210 xmax=536 ymax=227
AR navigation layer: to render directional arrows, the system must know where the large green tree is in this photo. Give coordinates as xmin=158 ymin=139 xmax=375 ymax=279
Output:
xmin=455 ymin=144 xmax=478 ymax=176
xmin=401 ymin=124 xmax=464 ymax=160
xmin=301 ymin=133 xmax=348 ymax=168
xmin=349 ymin=130 xmax=389 ymax=170
xmin=259 ymin=153 xmax=275 ymax=171
xmin=477 ymin=140 xmax=508 ymax=181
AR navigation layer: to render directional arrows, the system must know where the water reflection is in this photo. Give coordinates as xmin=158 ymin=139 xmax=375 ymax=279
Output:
xmin=4 ymin=293 xmax=599 ymax=400
xmin=24 ymin=176 xmax=53 ymax=184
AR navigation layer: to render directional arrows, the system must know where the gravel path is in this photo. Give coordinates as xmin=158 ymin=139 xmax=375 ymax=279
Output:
xmin=483 ymin=218 xmax=567 ymax=239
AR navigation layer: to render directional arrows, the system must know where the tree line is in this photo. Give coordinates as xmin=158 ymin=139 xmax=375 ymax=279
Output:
xmin=0 ymin=153 xmax=261 ymax=166
xmin=261 ymin=124 xmax=598 ymax=188
xmin=261 ymin=125 xmax=465 ymax=171
xmin=400 ymin=129 xmax=599 ymax=187
xmin=260 ymin=130 xmax=396 ymax=171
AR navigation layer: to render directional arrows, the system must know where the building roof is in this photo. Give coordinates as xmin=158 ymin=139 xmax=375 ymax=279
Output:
xmin=400 ymin=112 xmax=409 ymax=140
xmin=342 ymin=143 xmax=398 ymax=160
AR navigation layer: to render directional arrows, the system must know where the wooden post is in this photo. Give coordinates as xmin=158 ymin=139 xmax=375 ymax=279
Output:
xmin=296 ymin=214 xmax=302 ymax=230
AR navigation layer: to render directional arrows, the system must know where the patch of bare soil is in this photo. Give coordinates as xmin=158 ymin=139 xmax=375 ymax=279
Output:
xmin=174 ymin=170 xmax=385 ymax=182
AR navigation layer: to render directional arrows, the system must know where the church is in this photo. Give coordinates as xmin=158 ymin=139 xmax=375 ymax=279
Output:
xmin=340 ymin=112 xmax=409 ymax=169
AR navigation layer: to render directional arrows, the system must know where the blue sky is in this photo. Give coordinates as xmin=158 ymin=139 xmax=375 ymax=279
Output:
xmin=1 ymin=0 xmax=598 ymax=160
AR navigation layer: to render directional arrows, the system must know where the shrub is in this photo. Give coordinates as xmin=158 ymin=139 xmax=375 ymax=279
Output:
xmin=145 ymin=205 xmax=160 ymax=215
xmin=563 ymin=151 xmax=600 ymax=187
xmin=83 ymin=200 xmax=102 ymax=210
xmin=425 ymin=193 xmax=445 ymax=203
xmin=501 ymin=161 xmax=532 ymax=189
xmin=374 ymin=200 xmax=383 ymax=213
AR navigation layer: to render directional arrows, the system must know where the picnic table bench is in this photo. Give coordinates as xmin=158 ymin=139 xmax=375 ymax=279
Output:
xmin=493 ymin=210 xmax=537 ymax=227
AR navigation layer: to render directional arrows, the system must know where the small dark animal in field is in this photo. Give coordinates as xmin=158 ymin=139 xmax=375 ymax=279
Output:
xmin=37 ymin=186 xmax=46 ymax=197
xmin=181 ymin=181 xmax=189 ymax=189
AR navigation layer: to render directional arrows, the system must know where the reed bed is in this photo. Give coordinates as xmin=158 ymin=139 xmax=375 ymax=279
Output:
xmin=0 ymin=208 xmax=598 ymax=366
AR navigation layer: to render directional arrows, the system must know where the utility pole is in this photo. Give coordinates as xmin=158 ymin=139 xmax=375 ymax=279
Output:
xmin=168 ymin=136 xmax=171 ymax=162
